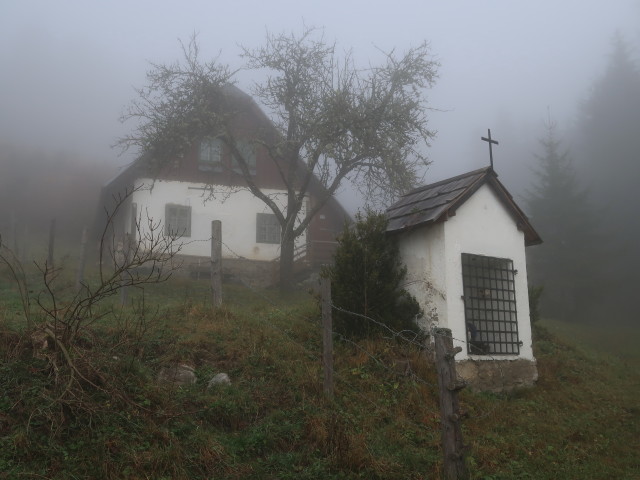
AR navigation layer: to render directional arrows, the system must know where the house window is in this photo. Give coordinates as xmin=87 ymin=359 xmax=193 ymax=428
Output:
xmin=461 ymin=253 xmax=520 ymax=355
xmin=231 ymin=140 xmax=257 ymax=175
xmin=199 ymin=137 xmax=223 ymax=172
xmin=165 ymin=204 xmax=191 ymax=237
xmin=256 ymin=213 xmax=280 ymax=244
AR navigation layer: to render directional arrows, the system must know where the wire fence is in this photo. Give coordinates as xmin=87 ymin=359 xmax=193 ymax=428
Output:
xmin=0 ymin=223 xmax=515 ymax=473
xmin=1 ymin=222 xmax=514 ymax=421
xmin=207 ymin=241 xmax=514 ymax=421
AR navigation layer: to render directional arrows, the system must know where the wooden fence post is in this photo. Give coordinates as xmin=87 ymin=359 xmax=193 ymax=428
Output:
xmin=11 ymin=212 xmax=19 ymax=258
xmin=211 ymin=220 xmax=222 ymax=307
xmin=321 ymin=277 xmax=334 ymax=399
xmin=75 ymin=226 xmax=88 ymax=292
xmin=434 ymin=327 xmax=469 ymax=480
xmin=119 ymin=233 xmax=129 ymax=306
xmin=47 ymin=218 xmax=56 ymax=270
xmin=21 ymin=223 xmax=28 ymax=264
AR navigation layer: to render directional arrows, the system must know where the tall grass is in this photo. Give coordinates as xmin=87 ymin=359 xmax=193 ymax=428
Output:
xmin=0 ymin=271 xmax=638 ymax=479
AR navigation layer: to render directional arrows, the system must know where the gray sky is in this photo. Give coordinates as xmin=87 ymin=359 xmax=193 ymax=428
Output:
xmin=1 ymin=0 xmax=638 ymax=208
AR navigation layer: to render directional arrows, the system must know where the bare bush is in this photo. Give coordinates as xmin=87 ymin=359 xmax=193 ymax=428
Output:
xmin=0 ymin=186 xmax=183 ymax=407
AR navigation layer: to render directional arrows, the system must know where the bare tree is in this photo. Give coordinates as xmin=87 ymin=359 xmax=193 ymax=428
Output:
xmin=119 ymin=27 xmax=439 ymax=290
xmin=0 ymin=186 xmax=183 ymax=399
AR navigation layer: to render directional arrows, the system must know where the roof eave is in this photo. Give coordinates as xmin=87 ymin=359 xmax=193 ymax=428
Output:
xmin=485 ymin=175 xmax=542 ymax=246
xmin=386 ymin=168 xmax=543 ymax=246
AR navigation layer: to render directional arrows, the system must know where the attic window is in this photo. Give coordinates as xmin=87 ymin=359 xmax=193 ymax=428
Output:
xmin=462 ymin=253 xmax=520 ymax=355
xmin=199 ymin=137 xmax=223 ymax=172
xmin=231 ymin=140 xmax=257 ymax=175
xmin=165 ymin=204 xmax=191 ymax=238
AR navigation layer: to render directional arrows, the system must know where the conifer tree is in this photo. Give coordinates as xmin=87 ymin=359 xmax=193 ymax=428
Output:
xmin=576 ymin=33 xmax=640 ymax=322
xmin=322 ymin=211 xmax=421 ymax=338
xmin=526 ymin=121 xmax=602 ymax=321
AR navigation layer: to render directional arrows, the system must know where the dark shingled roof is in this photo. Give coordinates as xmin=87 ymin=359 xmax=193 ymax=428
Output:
xmin=386 ymin=167 xmax=542 ymax=246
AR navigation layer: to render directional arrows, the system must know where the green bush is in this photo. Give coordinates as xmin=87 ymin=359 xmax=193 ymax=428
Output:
xmin=322 ymin=211 xmax=421 ymax=338
xmin=528 ymin=285 xmax=544 ymax=323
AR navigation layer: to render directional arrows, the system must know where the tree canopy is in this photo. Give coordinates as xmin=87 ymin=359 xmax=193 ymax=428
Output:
xmin=120 ymin=28 xmax=439 ymax=290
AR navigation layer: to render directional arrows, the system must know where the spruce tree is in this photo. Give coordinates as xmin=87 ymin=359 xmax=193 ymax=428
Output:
xmin=322 ymin=211 xmax=421 ymax=339
xmin=526 ymin=121 xmax=602 ymax=321
xmin=576 ymin=33 xmax=640 ymax=322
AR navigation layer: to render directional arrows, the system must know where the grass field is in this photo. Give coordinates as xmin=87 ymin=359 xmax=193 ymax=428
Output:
xmin=0 ymin=266 xmax=638 ymax=479
xmin=539 ymin=317 xmax=640 ymax=363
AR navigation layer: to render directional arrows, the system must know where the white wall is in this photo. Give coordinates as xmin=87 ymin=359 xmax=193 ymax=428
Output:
xmin=397 ymin=184 xmax=534 ymax=361
xmin=397 ymin=222 xmax=447 ymax=331
xmin=129 ymin=178 xmax=307 ymax=261
xmin=443 ymin=184 xmax=534 ymax=360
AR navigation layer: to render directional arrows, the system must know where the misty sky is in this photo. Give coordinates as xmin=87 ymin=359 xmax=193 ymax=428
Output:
xmin=1 ymin=0 xmax=638 ymax=209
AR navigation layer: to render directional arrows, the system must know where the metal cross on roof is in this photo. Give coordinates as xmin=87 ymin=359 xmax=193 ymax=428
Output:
xmin=481 ymin=129 xmax=499 ymax=170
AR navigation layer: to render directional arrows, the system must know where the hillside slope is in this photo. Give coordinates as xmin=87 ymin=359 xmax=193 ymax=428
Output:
xmin=0 ymin=278 xmax=638 ymax=479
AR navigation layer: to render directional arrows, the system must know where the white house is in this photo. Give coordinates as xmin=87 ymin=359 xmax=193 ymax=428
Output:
xmin=386 ymin=167 xmax=542 ymax=391
xmin=97 ymin=86 xmax=350 ymax=286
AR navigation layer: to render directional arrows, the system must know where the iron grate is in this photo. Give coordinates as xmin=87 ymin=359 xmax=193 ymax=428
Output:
xmin=462 ymin=253 xmax=520 ymax=355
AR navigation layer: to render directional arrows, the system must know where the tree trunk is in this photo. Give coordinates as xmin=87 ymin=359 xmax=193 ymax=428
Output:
xmin=279 ymin=230 xmax=295 ymax=292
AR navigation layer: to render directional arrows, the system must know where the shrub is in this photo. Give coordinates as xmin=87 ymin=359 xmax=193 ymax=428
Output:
xmin=528 ymin=285 xmax=544 ymax=323
xmin=322 ymin=211 xmax=421 ymax=338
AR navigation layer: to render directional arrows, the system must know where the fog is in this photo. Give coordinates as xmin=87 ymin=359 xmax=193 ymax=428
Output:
xmin=1 ymin=1 xmax=639 ymax=321
xmin=1 ymin=2 xmax=637 ymax=180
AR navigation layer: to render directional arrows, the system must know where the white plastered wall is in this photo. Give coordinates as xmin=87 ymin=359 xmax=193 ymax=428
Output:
xmin=396 ymin=222 xmax=447 ymax=331
xmin=397 ymin=184 xmax=534 ymax=361
xmin=443 ymin=184 xmax=534 ymax=361
xmin=129 ymin=178 xmax=307 ymax=261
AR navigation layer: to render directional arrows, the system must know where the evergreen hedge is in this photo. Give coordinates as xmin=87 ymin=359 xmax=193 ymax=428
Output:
xmin=322 ymin=211 xmax=421 ymax=339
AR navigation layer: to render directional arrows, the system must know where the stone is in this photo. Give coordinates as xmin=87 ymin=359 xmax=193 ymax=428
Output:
xmin=157 ymin=364 xmax=196 ymax=386
xmin=456 ymin=359 xmax=538 ymax=393
xmin=207 ymin=372 xmax=231 ymax=389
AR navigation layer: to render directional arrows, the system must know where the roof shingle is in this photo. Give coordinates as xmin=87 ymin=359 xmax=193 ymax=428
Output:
xmin=386 ymin=167 xmax=542 ymax=246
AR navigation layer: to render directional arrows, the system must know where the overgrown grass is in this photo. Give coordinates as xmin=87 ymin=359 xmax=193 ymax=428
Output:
xmin=463 ymin=322 xmax=639 ymax=479
xmin=0 ymin=272 xmax=638 ymax=479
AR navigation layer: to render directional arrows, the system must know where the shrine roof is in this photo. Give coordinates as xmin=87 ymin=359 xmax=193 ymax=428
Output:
xmin=386 ymin=167 xmax=542 ymax=246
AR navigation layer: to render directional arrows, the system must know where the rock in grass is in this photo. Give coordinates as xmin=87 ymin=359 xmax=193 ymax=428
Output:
xmin=157 ymin=364 xmax=196 ymax=386
xmin=207 ymin=372 xmax=231 ymax=389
